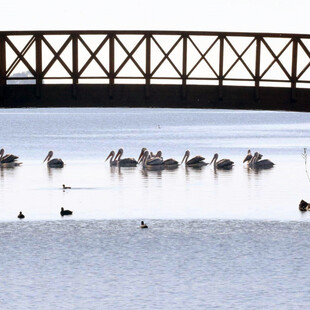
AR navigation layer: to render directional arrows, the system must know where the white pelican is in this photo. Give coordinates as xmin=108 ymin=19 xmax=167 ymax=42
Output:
xmin=0 ymin=148 xmax=22 ymax=167
xmin=115 ymin=148 xmax=138 ymax=167
xmin=141 ymin=150 xmax=164 ymax=170
xmin=210 ymin=153 xmax=234 ymax=170
xmin=249 ymin=152 xmax=274 ymax=169
xmin=181 ymin=150 xmax=208 ymax=168
xmin=105 ymin=150 xmax=118 ymax=167
xmin=43 ymin=150 xmax=64 ymax=168
xmin=243 ymin=149 xmax=263 ymax=164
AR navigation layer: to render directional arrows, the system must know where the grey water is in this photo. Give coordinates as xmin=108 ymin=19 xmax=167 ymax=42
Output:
xmin=1 ymin=108 xmax=310 ymax=309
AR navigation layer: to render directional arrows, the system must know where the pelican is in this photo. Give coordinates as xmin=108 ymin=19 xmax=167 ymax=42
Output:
xmin=43 ymin=150 xmax=64 ymax=168
xmin=115 ymin=148 xmax=138 ymax=167
xmin=105 ymin=150 xmax=118 ymax=167
xmin=181 ymin=150 xmax=208 ymax=168
xmin=249 ymin=152 xmax=274 ymax=169
xmin=210 ymin=153 xmax=234 ymax=170
xmin=138 ymin=147 xmax=147 ymax=163
xmin=156 ymin=150 xmax=179 ymax=169
xmin=141 ymin=150 xmax=164 ymax=170
xmin=0 ymin=148 xmax=22 ymax=167
xmin=243 ymin=149 xmax=263 ymax=164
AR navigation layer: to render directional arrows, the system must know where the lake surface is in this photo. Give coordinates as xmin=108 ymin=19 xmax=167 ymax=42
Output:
xmin=1 ymin=108 xmax=310 ymax=309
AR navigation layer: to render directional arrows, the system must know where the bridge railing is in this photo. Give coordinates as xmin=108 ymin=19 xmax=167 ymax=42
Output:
xmin=1 ymin=30 xmax=310 ymax=99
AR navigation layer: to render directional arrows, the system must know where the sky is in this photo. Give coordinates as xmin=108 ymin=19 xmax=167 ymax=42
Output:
xmin=0 ymin=0 xmax=309 ymax=34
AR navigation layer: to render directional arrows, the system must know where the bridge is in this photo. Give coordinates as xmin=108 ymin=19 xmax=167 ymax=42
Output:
xmin=1 ymin=30 xmax=310 ymax=111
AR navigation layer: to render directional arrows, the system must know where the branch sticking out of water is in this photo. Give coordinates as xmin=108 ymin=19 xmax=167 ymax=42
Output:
xmin=302 ymin=148 xmax=310 ymax=183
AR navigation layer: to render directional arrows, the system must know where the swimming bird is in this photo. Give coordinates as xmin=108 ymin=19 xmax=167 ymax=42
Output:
xmin=249 ymin=152 xmax=274 ymax=169
xmin=115 ymin=148 xmax=138 ymax=167
xmin=155 ymin=150 xmax=179 ymax=169
xmin=17 ymin=211 xmax=25 ymax=219
xmin=105 ymin=150 xmax=118 ymax=167
xmin=299 ymin=200 xmax=310 ymax=212
xmin=138 ymin=147 xmax=147 ymax=162
xmin=141 ymin=150 xmax=164 ymax=170
xmin=43 ymin=150 xmax=64 ymax=168
xmin=140 ymin=221 xmax=148 ymax=228
xmin=60 ymin=207 xmax=72 ymax=216
xmin=0 ymin=148 xmax=22 ymax=167
xmin=243 ymin=149 xmax=263 ymax=164
xmin=181 ymin=150 xmax=208 ymax=168
xmin=63 ymin=184 xmax=71 ymax=190
xmin=210 ymin=153 xmax=234 ymax=169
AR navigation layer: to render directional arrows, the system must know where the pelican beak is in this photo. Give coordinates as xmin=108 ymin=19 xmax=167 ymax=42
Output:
xmin=115 ymin=149 xmax=121 ymax=161
xmin=181 ymin=153 xmax=187 ymax=165
xmin=138 ymin=149 xmax=145 ymax=162
xmin=243 ymin=155 xmax=250 ymax=163
xmin=43 ymin=152 xmax=51 ymax=163
xmin=105 ymin=152 xmax=112 ymax=161
xmin=138 ymin=152 xmax=145 ymax=164
xmin=210 ymin=155 xmax=216 ymax=165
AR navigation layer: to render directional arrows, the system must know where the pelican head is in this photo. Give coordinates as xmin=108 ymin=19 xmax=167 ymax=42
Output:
xmin=243 ymin=149 xmax=252 ymax=163
xmin=138 ymin=148 xmax=148 ymax=163
xmin=155 ymin=150 xmax=162 ymax=158
xmin=138 ymin=147 xmax=147 ymax=162
xmin=115 ymin=148 xmax=124 ymax=160
xmin=210 ymin=153 xmax=219 ymax=165
xmin=105 ymin=150 xmax=115 ymax=161
xmin=43 ymin=150 xmax=53 ymax=163
xmin=181 ymin=150 xmax=190 ymax=165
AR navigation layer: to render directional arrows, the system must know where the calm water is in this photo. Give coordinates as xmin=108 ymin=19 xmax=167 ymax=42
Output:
xmin=1 ymin=108 xmax=310 ymax=309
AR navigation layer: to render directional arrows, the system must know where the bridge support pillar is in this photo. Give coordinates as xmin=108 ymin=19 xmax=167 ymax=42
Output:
xmin=0 ymin=35 xmax=6 ymax=99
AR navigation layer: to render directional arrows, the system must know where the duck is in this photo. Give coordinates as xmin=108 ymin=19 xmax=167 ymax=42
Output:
xmin=299 ymin=200 xmax=310 ymax=212
xmin=17 ymin=211 xmax=25 ymax=219
xmin=62 ymin=184 xmax=71 ymax=190
xmin=60 ymin=207 xmax=73 ymax=216
xmin=140 ymin=221 xmax=148 ymax=228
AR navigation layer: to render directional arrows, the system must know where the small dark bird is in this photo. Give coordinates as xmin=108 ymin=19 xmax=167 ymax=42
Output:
xmin=140 ymin=221 xmax=148 ymax=229
xmin=299 ymin=200 xmax=310 ymax=212
xmin=63 ymin=184 xmax=71 ymax=190
xmin=60 ymin=207 xmax=73 ymax=216
xmin=17 ymin=211 xmax=25 ymax=219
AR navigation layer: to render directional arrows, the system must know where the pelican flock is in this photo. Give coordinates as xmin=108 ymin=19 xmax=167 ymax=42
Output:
xmin=0 ymin=147 xmax=275 ymax=172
